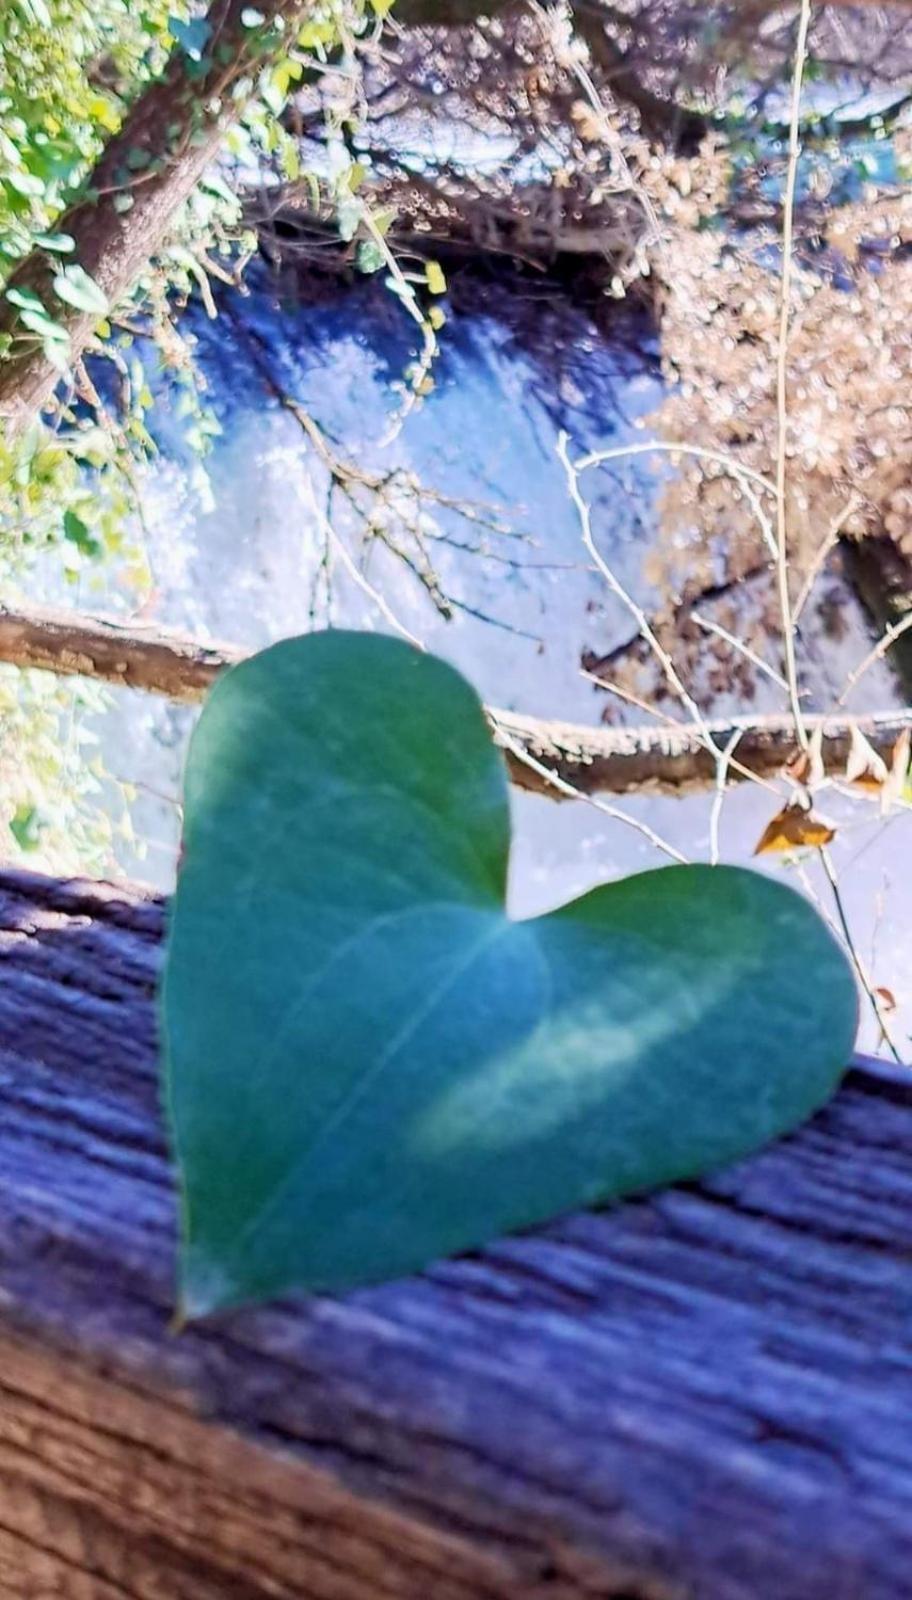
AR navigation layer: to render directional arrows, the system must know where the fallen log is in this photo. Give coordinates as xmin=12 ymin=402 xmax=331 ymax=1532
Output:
xmin=0 ymin=866 xmax=911 ymax=1598
xmin=0 ymin=598 xmax=910 ymax=796
xmin=493 ymin=705 xmax=912 ymax=795
xmin=0 ymin=600 xmax=245 ymax=702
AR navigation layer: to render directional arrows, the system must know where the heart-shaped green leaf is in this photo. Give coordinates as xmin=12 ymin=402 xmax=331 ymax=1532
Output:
xmin=163 ymin=632 xmax=857 ymax=1317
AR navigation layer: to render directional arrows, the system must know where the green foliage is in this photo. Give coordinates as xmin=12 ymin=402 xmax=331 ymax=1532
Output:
xmin=164 ymin=632 xmax=857 ymax=1317
xmin=0 ymin=665 xmax=132 ymax=873
xmin=0 ymin=2 xmax=188 ymax=858
xmin=0 ymin=0 xmax=181 ymax=267
xmin=166 ymin=14 xmax=212 ymax=62
xmin=0 ymin=0 xmax=367 ymax=872
xmin=0 ymin=0 xmax=368 ymax=531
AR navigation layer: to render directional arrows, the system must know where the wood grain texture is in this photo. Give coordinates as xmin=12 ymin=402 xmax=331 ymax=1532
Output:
xmin=1 ymin=867 xmax=911 ymax=1599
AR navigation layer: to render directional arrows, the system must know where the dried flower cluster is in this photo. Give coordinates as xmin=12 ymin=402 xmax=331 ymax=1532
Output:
xmin=580 ymin=134 xmax=912 ymax=715
xmin=654 ymin=175 xmax=912 ymax=574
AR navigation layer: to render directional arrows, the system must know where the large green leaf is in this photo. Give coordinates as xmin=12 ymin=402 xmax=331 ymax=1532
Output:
xmin=163 ymin=631 xmax=857 ymax=1317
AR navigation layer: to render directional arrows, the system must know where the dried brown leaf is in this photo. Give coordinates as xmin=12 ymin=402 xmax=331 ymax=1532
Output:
xmin=783 ymin=724 xmax=825 ymax=790
xmin=754 ymin=802 xmax=836 ymax=856
xmin=881 ymin=727 xmax=912 ymax=814
xmin=874 ymin=986 xmax=897 ymax=1014
xmin=845 ymin=725 xmax=889 ymax=793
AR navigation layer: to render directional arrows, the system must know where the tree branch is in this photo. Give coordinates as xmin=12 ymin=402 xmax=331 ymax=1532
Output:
xmin=0 ymin=601 xmax=244 ymax=701
xmin=494 ymin=704 xmax=912 ymax=795
xmin=1 ymin=598 xmax=909 ymax=797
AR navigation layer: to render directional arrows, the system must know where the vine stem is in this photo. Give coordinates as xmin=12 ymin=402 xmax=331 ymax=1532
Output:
xmin=774 ymin=0 xmax=813 ymax=748
xmin=818 ymin=847 xmax=904 ymax=1066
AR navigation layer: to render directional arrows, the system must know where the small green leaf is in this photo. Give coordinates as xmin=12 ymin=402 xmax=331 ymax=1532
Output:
xmin=261 ymin=76 xmax=286 ymax=117
xmin=53 ymin=265 xmax=109 ymax=317
xmin=7 ymin=169 xmax=44 ymax=198
xmin=425 ymin=259 xmax=447 ymax=295
xmin=6 ymin=286 xmax=46 ymax=314
xmin=357 ymin=238 xmax=386 ymax=274
xmin=337 ymin=195 xmax=363 ymax=242
xmin=63 ymin=508 xmax=102 ymax=557
xmin=168 ymin=14 xmax=212 ymax=60
xmin=34 ymin=232 xmax=75 ymax=253
xmin=42 ymin=335 xmax=71 ymax=373
xmin=198 ymin=172 xmax=237 ymax=206
xmin=9 ymin=804 xmax=46 ymax=853
xmin=19 ymin=306 xmax=69 ymax=342
xmin=164 ymin=633 xmax=857 ymax=1318
xmin=279 ymin=136 xmax=300 ymax=181
xmin=20 ymin=0 xmax=52 ymax=24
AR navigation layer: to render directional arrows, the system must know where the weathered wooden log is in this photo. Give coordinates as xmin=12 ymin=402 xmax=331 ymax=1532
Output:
xmin=493 ymin=703 xmax=912 ymax=795
xmin=2 ymin=599 xmax=911 ymax=798
xmin=1 ymin=866 xmax=911 ymax=1598
xmin=0 ymin=600 xmax=245 ymax=702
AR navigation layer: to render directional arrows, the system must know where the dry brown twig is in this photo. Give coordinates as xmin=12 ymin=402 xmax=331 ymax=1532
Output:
xmin=553 ymin=3 xmax=908 ymax=1058
xmin=771 ymin=0 xmax=904 ymax=1061
xmin=560 ymin=433 xmax=788 ymax=799
xmin=709 ymin=727 xmax=745 ymax=868
xmin=792 ymin=495 xmax=861 ymax=626
xmin=774 ymin=0 xmax=813 ymax=750
xmin=836 ymin=610 xmax=912 ymax=709
xmin=493 ymin=725 xmax=690 ymax=865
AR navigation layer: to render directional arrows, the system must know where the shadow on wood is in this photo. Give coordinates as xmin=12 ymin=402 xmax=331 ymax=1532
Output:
xmin=1 ymin=868 xmax=911 ymax=1599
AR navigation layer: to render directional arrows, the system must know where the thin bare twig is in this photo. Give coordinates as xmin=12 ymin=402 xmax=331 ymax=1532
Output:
xmin=573 ymin=440 xmax=777 ymax=498
xmin=774 ymin=0 xmax=813 ymax=747
xmin=581 ymin=667 xmax=689 ymax=725
xmin=580 ymin=664 xmax=781 ymax=795
xmin=691 ymin=612 xmax=790 ymax=694
xmin=299 ymin=474 xmax=425 ymax=650
xmin=560 ymin=432 xmax=711 ymax=733
xmin=561 ymin=425 xmax=830 ymax=820
xmin=836 ymin=610 xmax=912 ymax=709
xmin=496 ymin=726 xmax=689 ymax=866
xmin=819 ymin=845 xmax=905 ymax=1065
xmin=709 ymin=728 xmax=744 ymax=868
xmin=575 ymin=438 xmax=778 ymax=560
xmin=792 ymin=495 xmax=861 ymax=624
